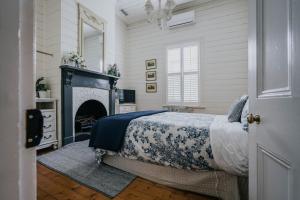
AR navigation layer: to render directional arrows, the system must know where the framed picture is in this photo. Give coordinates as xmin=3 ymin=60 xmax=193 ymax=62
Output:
xmin=146 ymin=83 xmax=157 ymax=93
xmin=146 ymin=71 xmax=157 ymax=81
xmin=145 ymin=59 xmax=157 ymax=70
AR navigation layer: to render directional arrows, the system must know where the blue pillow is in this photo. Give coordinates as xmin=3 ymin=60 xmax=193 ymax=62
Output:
xmin=241 ymin=99 xmax=249 ymax=131
xmin=228 ymin=95 xmax=248 ymax=122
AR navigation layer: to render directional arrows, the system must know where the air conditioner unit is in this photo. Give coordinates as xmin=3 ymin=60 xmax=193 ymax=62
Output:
xmin=167 ymin=10 xmax=195 ymax=29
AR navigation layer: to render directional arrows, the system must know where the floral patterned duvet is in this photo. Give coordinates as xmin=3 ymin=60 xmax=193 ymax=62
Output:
xmin=95 ymin=112 xmax=220 ymax=171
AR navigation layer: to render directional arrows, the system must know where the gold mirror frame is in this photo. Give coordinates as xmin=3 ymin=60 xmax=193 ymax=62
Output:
xmin=78 ymin=4 xmax=105 ymax=71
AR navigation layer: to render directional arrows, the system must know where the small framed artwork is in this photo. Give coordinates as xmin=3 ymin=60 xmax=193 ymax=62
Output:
xmin=146 ymin=83 xmax=157 ymax=93
xmin=146 ymin=71 xmax=157 ymax=81
xmin=145 ymin=59 xmax=157 ymax=70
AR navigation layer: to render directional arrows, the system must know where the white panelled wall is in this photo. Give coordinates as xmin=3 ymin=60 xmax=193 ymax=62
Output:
xmin=115 ymin=16 xmax=128 ymax=88
xmin=122 ymin=0 xmax=248 ymax=114
xmin=35 ymin=0 xmax=117 ymax=146
xmin=35 ymin=0 xmax=62 ymax=144
xmin=35 ymin=0 xmax=46 ymax=79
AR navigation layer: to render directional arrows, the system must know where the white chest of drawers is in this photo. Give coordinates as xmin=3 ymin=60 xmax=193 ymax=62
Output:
xmin=36 ymin=98 xmax=58 ymax=150
xmin=119 ymin=104 xmax=137 ymax=114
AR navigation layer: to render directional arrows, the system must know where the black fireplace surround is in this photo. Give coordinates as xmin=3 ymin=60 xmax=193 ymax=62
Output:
xmin=61 ymin=65 xmax=118 ymax=145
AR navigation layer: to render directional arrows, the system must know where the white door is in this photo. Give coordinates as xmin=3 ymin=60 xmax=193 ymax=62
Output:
xmin=249 ymin=0 xmax=300 ymax=199
xmin=0 ymin=0 xmax=36 ymax=200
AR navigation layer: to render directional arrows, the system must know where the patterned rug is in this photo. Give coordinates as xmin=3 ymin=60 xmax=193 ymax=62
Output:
xmin=37 ymin=140 xmax=136 ymax=198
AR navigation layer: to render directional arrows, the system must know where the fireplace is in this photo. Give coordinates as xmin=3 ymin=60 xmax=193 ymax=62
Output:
xmin=75 ymin=100 xmax=107 ymax=141
xmin=61 ymin=65 xmax=118 ymax=145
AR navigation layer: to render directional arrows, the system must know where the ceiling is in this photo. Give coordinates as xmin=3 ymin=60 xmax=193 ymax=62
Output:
xmin=116 ymin=0 xmax=213 ymax=25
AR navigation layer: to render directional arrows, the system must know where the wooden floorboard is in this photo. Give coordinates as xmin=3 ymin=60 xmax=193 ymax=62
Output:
xmin=37 ymin=163 xmax=216 ymax=200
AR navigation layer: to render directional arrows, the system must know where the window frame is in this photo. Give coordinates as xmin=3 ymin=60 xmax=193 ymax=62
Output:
xmin=166 ymin=41 xmax=201 ymax=106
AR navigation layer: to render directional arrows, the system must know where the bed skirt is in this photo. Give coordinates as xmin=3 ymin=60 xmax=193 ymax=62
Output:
xmin=103 ymin=155 xmax=244 ymax=200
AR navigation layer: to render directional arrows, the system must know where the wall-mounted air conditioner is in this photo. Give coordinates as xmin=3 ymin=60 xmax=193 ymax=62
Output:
xmin=167 ymin=10 xmax=195 ymax=29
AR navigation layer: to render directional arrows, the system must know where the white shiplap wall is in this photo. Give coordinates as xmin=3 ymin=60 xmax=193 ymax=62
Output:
xmin=44 ymin=0 xmax=61 ymax=100
xmin=35 ymin=0 xmax=62 ymax=145
xmin=115 ymin=17 xmax=128 ymax=88
xmin=35 ymin=0 xmax=117 ymax=146
xmin=124 ymin=0 xmax=248 ymax=114
xmin=35 ymin=0 xmax=61 ymax=99
xmin=36 ymin=0 xmax=46 ymax=79
xmin=35 ymin=0 xmax=61 ymax=98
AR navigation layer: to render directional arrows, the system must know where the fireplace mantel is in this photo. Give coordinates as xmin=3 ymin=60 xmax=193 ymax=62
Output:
xmin=60 ymin=65 xmax=119 ymax=87
xmin=60 ymin=65 xmax=118 ymax=145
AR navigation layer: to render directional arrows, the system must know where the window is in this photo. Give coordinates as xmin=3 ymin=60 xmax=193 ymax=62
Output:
xmin=167 ymin=44 xmax=199 ymax=105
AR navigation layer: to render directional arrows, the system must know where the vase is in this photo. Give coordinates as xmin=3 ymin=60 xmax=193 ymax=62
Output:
xmin=75 ymin=61 xmax=80 ymax=68
xmin=38 ymin=91 xmax=47 ymax=98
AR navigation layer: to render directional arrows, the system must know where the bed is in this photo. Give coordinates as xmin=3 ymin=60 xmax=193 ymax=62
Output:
xmin=89 ymin=111 xmax=248 ymax=200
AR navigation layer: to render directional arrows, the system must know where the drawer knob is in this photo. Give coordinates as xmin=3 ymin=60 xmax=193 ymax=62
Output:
xmin=43 ymin=135 xmax=52 ymax=139
xmin=43 ymin=115 xmax=52 ymax=119
xmin=43 ymin=124 xmax=52 ymax=129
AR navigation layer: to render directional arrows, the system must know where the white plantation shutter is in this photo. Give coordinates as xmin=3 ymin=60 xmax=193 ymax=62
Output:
xmin=167 ymin=48 xmax=181 ymax=73
xmin=167 ymin=48 xmax=181 ymax=103
xmin=168 ymin=75 xmax=181 ymax=102
xmin=167 ymin=44 xmax=199 ymax=105
xmin=184 ymin=74 xmax=199 ymax=103
xmin=184 ymin=46 xmax=198 ymax=72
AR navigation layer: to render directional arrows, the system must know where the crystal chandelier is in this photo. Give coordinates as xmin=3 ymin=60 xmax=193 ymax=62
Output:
xmin=145 ymin=0 xmax=177 ymax=30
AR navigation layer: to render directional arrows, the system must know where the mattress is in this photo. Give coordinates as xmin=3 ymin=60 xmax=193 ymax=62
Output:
xmin=103 ymin=155 xmax=243 ymax=200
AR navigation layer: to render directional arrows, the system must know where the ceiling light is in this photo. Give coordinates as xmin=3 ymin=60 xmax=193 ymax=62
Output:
xmin=145 ymin=0 xmax=177 ymax=30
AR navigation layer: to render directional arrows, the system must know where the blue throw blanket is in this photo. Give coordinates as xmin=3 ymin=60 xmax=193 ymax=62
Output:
xmin=89 ymin=110 xmax=167 ymax=152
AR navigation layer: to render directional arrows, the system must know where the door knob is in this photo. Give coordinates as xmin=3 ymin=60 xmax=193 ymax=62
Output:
xmin=247 ymin=113 xmax=261 ymax=124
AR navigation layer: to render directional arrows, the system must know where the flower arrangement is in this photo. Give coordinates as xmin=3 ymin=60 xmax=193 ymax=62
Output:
xmin=107 ymin=64 xmax=121 ymax=77
xmin=36 ymin=77 xmax=49 ymax=91
xmin=106 ymin=64 xmax=120 ymax=90
xmin=62 ymin=52 xmax=86 ymax=68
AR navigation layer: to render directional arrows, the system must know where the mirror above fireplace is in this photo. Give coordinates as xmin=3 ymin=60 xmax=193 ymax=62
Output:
xmin=78 ymin=4 xmax=105 ymax=72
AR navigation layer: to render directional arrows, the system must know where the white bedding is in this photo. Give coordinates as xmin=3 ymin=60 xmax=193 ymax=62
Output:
xmin=96 ymin=112 xmax=248 ymax=176
xmin=210 ymin=115 xmax=248 ymax=176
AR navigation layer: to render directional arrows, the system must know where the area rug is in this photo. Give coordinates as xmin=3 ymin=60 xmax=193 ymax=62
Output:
xmin=37 ymin=140 xmax=136 ymax=198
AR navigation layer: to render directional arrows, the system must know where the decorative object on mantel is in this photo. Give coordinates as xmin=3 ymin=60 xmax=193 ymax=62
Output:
xmin=107 ymin=64 xmax=121 ymax=77
xmin=146 ymin=82 xmax=157 ymax=93
xmin=145 ymin=59 xmax=157 ymax=70
xmin=107 ymin=64 xmax=121 ymax=89
xmin=145 ymin=0 xmax=176 ymax=30
xmin=36 ymin=77 xmax=51 ymax=98
xmin=62 ymin=52 xmax=86 ymax=68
